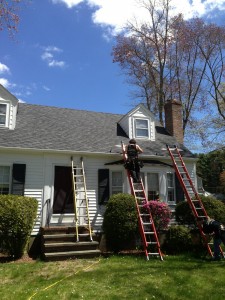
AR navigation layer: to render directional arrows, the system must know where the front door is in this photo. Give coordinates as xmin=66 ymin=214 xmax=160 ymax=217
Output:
xmin=52 ymin=166 xmax=74 ymax=224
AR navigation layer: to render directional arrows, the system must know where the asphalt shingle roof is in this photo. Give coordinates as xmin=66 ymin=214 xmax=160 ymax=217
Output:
xmin=0 ymin=103 xmax=194 ymax=158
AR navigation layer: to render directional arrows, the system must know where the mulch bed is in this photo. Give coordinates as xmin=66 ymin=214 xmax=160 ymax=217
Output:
xmin=0 ymin=253 xmax=35 ymax=263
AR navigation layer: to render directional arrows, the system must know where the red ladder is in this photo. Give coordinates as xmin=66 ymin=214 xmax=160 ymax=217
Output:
xmin=122 ymin=142 xmax=163 ymax=260
xmin=167 ymin=145 xmax=224 ymax=258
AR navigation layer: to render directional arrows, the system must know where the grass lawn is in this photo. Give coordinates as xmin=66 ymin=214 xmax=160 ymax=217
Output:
xmin=0 ymin=254 xmax=225 ymax=300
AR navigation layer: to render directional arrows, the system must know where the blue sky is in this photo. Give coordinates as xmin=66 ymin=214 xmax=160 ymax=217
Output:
xmin=0 ymin=0 xmax=225 ymax=116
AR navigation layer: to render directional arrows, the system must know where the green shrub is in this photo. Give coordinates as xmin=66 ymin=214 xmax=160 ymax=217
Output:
xmin=102 ymin=193 xmax=138 ymax=252
xmin=175 ymin=195 xmax=225 ymax=226
xmin=0 ymin=195 xmax=38 ymax=258
xmin=162 ymin=225 xmax=193 ymax=254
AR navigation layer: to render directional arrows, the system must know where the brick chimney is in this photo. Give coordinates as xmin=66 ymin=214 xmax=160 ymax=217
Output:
xmin=164 ymin=99 xmax=183 ymax=144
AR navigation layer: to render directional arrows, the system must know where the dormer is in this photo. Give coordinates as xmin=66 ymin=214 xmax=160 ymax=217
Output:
xmin=118 ymin=104 xmax=155 ymax=141
xmin=0 ymin=84 xmax=18 ymax=130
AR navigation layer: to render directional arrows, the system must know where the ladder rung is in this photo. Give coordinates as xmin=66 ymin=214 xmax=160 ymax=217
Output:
xmin=148 ymin=252 xmax=160 ymax=255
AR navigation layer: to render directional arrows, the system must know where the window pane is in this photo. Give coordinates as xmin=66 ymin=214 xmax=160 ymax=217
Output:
xmin=0 ymin=115 xmax=6 ymax=125
xmin=112 ymin=171 xmax=123 ymax=194
xmin=0 ymin=104 xmax=6 ymax=114
xmin=135 ymin=119 xmax=149 ymax=137
xmin=136 ymin=119 xmax=148 ymax=128
xmin=0 ymin=184 xmax=9 ymax=194
xmin=147 ymin=173 xmax=159 ymax=190
xmin=136 ymin=129 xmax=148 ymax=137
xmin=0 ymin=166 xmax=10 ymax=195
xmin=147 ymin=173 xmax=159 ymax=200
xmin=167 ymin=173 xmax=175 ymax=202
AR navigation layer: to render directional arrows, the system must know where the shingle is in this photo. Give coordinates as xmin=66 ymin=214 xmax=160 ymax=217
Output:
xmin=0 ymin=103 xmax=194 ymax=157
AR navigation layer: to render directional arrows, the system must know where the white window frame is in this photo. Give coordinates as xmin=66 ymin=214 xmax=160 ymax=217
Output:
xmin=0 ymin=103 xmax=9 ymax=128
xmin=0 ymin=165 xmax=11 ymax=194
xmin=167 ymin=172 xmax=175 ymax=203
xmin=134 ymin=118 xmax=150 ymax=139
xmin=111 ymin=171 xmax=123 ymax=195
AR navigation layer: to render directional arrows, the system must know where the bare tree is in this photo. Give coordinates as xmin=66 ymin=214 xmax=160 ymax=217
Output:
xmin=0 ymin=0 xmax=23 ymax=37
xmin=112 ymin=0 xmax=225 ymax=142
xmin=113 ymin=0 xmax=172 ymax=125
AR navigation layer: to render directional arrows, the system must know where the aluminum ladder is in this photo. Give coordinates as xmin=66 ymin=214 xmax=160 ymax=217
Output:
xmin=122 ymin=142 xmax=163 ymax=260
xmin=167 ymin=145 xmax=224 ymax=258
xmin=71 ymin=156 xmax=93 ymax=242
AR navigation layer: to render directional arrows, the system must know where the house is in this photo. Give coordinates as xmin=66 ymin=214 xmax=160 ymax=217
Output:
xmin=0 ymin=84 xmax=197 ymax=238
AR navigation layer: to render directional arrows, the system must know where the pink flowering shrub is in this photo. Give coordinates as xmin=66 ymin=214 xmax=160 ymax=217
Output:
xmin=144 ymin=200 xmax=172 ymax=231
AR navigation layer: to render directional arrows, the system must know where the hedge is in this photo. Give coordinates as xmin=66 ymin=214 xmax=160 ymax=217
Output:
xmin=0 ymin=195 xmax=38 ymax=258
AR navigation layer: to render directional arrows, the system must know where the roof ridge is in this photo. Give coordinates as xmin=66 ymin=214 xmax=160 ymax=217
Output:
xmin=19 ymin=102 xmax=123 ymax=116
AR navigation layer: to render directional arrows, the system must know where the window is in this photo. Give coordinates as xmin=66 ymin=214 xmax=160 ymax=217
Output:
xmin=0 ymin=104 xmax=7 ymax=126
xmin=147 ymin=173 xmax=159 ymax=200
xmin=0 ymin=166 xmax=10 ymax=194
xmin=135 ymin=119 xmax=149 ymax=138
xmin=167 ymin=173 xmax=175 ymax=202
xmin=112 ymin=171 xmax=123 ymax=194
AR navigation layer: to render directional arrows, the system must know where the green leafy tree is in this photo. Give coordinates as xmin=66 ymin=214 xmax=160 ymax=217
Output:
xmin=197 ymin=149 xmax=225 ymax=194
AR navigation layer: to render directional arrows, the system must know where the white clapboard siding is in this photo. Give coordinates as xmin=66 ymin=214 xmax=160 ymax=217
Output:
xmin=24 ymin=189 xmax=43 ymax=235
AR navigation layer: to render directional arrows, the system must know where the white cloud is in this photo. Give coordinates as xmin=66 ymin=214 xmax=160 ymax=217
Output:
xmin=51 ymin=0 xmax=83 ymax=8
xmin=0 ymin=78 xmax=12 ymax=88
xmin=0 ymin=62 xmax=10 ymax=75
xmin=18 ymin=99 xmax=26 ymax=103
xmin=41 ymin=45 xmax=66 ymax=68
xmin=48 ymin=60 xmax=66 ymax=68
xmin=51 ymin=0 xmax=225 ymax=35
xmin=43 ymin=85 xmax=51 ymax=91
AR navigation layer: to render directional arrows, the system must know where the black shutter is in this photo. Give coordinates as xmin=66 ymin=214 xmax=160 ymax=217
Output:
xmin=98 ymin=169 xmax=109 ymax=204
xmin=175 ymin=173 xmax=184 ymax=203
xmin=11 ymin=164 xmax=26 ymax=196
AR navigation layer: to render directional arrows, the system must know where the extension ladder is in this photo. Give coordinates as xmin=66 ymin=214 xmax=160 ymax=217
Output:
xmin=121 ymin=142 xmax=163 ymax=260
xmin=167 ymin=145 xmax=224 ymax=258
xmin=71 ymin=156 xmax=93 ymax=242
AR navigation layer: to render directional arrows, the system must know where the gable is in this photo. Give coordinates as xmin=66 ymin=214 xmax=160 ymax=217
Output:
xmin=0 ymin=84 xmax=18 ymax=130
xmin=118 ymin=104 xmax=155 ymax=141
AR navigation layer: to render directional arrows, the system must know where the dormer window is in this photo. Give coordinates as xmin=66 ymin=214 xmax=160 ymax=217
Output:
xmin=118 ymin=104 xmax=155 ymax=141
xmin=0 ymin=103 xmax=7 ymax=127
xmin=135 ymin=118 xmax=149 ymax=138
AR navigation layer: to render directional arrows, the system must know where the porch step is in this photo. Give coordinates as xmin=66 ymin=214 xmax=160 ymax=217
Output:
xmin=40 ymin=226 xmax=101 ymax=261
xmin=44 ymin=249 xmax=101 ymax=261
xmin=43 ymin=241 xmax=99 ymax=252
